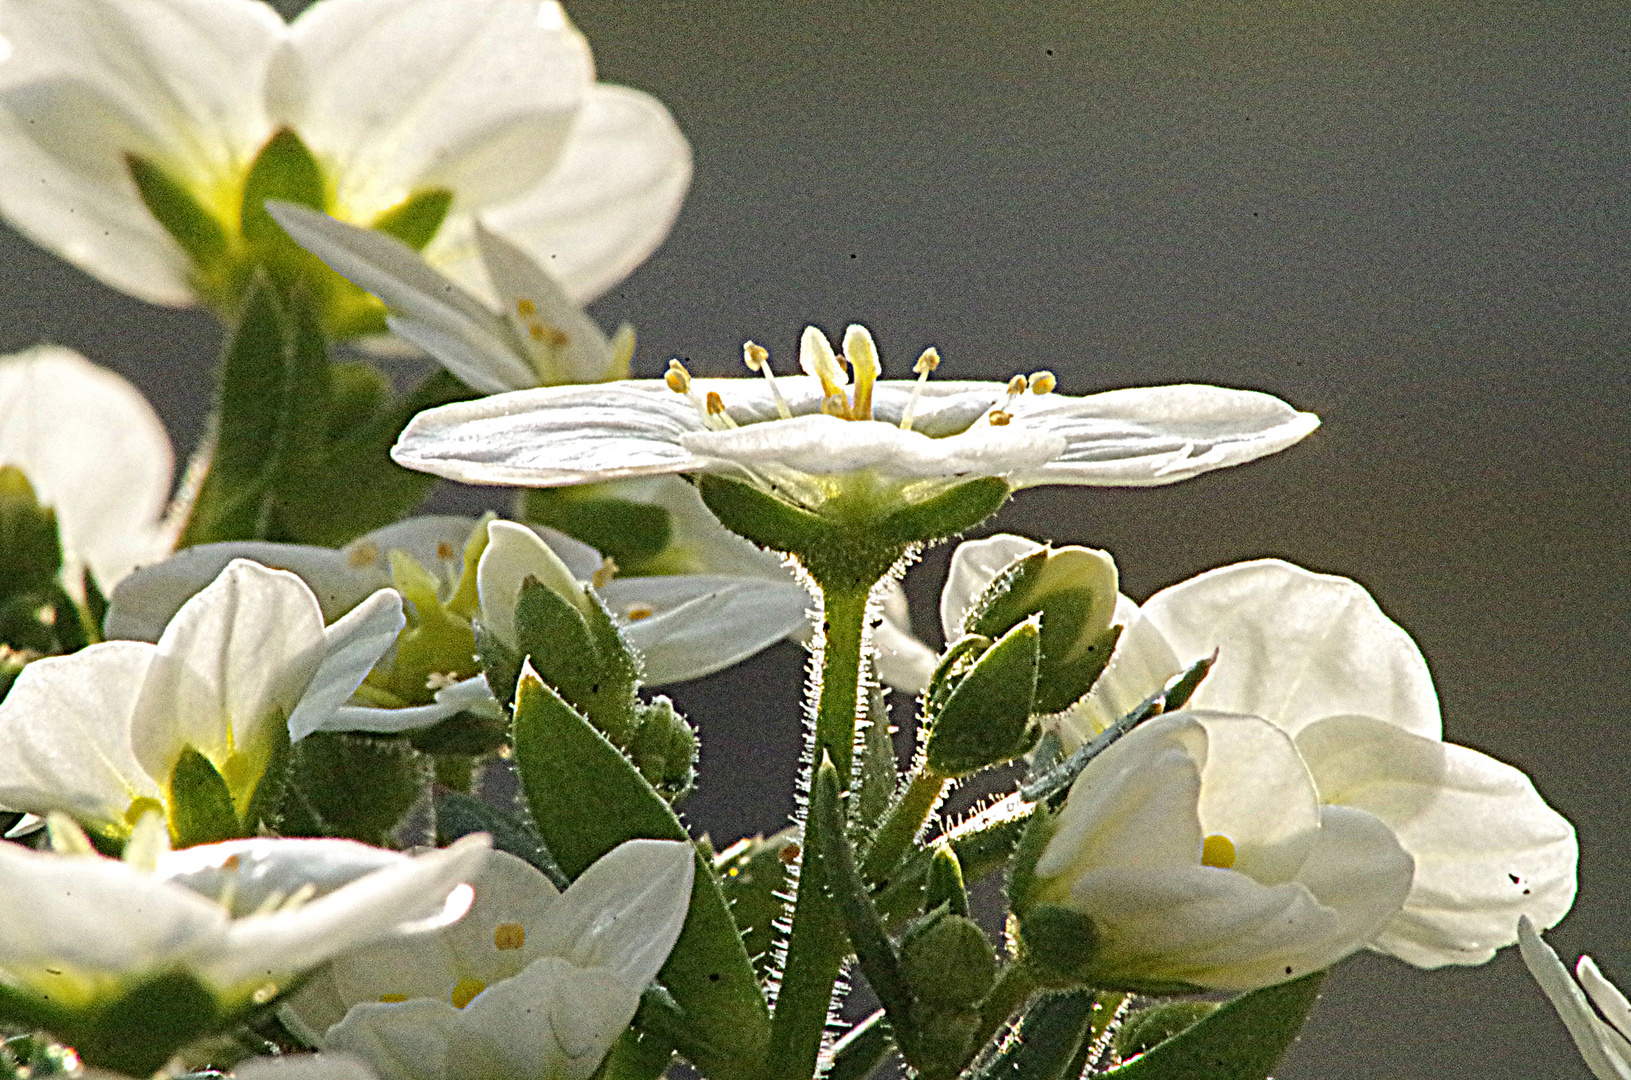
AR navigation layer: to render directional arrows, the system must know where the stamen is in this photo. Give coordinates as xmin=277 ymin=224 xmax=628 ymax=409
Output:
xmin=705 ymin=391 xmax=739 ymax=428
xmin=843 ymin=324 xmax=881 ymax=421
xmin=664 ymin=359 xmax=691 ymax=395
xmin=626 ymin=605 xmax=654 ymax=621
xmin=987 ymin=409 xmax=1013 ymax=426
xmin=516 ymin=299 xmax=537 ymax=317
xmin=1029 ymin=370 xmax=1057 ymax=395
xmin=899 ymin=346 xmax=940 ymax=432
xmin=528 ymin=320 xmax=569 ymax=347
xmin=1200 ymin=834 xmax=1236 ymax=869
xmin=822 ymin=393 xmax=851 ymax=418
xmin=451 ymin=977 xmax=487 ymax=1008
xmin=799 ymin=325 xmax=850 ymax=404
xmin=380 ymin=994 xmax=409 ymax=1004
xmin=743 ymin=341 xmax=793 ymax=419
xmin=347 ymin=540 xmax=381 ymax=568
xmin=591 ymin=556 xmax=618 ymax=589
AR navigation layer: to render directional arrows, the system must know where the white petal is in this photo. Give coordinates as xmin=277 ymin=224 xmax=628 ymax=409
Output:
xmin=130 ymin=560 xmax=327 ymax=787
xmin=0 ymin=642 xmax=160 ymax=831
xmin=0 ymin=347 xmax=175 ymax=590
xmin=321 ymin=674 xmax=502 ymax=736
xmin=235 ymin=1053 xmax=384 ymax=1080
xmin=455 ymin=957 xmax=638 ymax=1080
xmin=1014 ymin=384 xmax=1320 ymax=487
xmin=473 ymin=220 xmax=614 ymax=385
xmin=324 ymin=999 xmax=454 ymax=1080
xmin=1581 ymin=957 xmax=1631 ymax=1051
xmin=604 ymin=575 xmax=810 ymax=684
xmin=477 ymin=519 xmax=586 ymax=649
xmin=285 ymin=0 xmax=590 ymax=220
xmin=473 ymin=83 xmax=692 ymax=305
xmin=288 ymin=589 xmax=408 ymax=742
xmin=0 ymin=841 xmax=228 ymax=995
xmin=873 ymin=583 xmax=936 ymax=694
xmin=1518 ymin=918 xmax=1631 ymax=1080
xmin=1055 ymin=594 xmax=1182 ymax=748
xmin=394 ymin=381 xmax=705 ymax=487
xmin=940 ymin=533 xmax=1044 ymax=643
xmin=1143 ymin=559 xmax=1441 ymax=740
xmin=529 ymin=838 xmax=694 ymax=989
xmin=1297 ymin=714 xmax=1577 ymax=967
xmin=0 ymin=0 xmax=281 ymax=304
xmin=1186 ymin=711 xmax=1319 ymax=886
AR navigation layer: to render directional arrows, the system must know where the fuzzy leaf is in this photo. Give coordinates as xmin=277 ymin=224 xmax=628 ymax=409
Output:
xmin=1102 ymin=972 xmax=1324 ymax=1080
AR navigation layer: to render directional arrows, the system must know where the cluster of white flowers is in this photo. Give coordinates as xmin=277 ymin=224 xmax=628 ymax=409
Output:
xmin=0 ymin=1 xmax=1608 ymax=1079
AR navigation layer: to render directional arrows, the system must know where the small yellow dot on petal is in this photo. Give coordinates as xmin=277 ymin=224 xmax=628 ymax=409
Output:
xmin=451 ymin=977 xmax=487 ymax=1008
xmin=627 ymin=605 xmax=654 ymax=622
xmin=494 ymin=922 xmax=526 ymax=950
xmin=380 ymin=994 xmax=409 ymax=1004
xmin=1201 ymin=834 xmax=1236 ymax=869
xmin=516 ymin=299 xmax=537 ymax=317
xmin=347 ymin=541 xmax=380 ymax=568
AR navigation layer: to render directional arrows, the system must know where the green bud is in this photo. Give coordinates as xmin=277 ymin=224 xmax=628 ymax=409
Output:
xmin=900 ymin=912 xmax=997 ymax=1010
xmin=714 ymin=827 xmax=798 ymax=986
xmin=371 ymin=187 xmax=454 ymax=251
xmin=923 ymin=632 xmax=991 ymax=717
xmin=1018 ymin=903 xmax=1101 ymax=986
xmin=925 ymin=619 xmax=1041 ymax=777
xmin=629 ymin=696 xmax=698 ymax=800
xmin=523 ymin=487 xmax=673 ymax=573
xmin=923 ymin=846 xmax=971 ymax=918
xmin=168 ymin=747 xmax=244 ymax=847
xmin=276 ymin=732 xmax=425 ymax=845
xmin=510 ymin=576 xmax=641 ymax=739
xmin=968 ymin=545 xmax=1121 ymax=713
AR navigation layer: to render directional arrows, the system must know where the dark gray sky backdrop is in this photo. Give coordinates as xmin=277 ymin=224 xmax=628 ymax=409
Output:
xmin=1 ymin=2 xmax=1627 ymax=1077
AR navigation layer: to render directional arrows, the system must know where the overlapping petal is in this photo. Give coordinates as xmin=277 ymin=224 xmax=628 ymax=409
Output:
xmin=1518 ymin=918 xmax=1631 ymax=1080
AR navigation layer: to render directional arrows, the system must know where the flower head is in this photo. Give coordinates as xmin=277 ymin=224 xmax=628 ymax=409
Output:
xmin=391 ymin=324 xmax=1319 ymax=520
xmin=283 ymin=840 xmax=695 ymax=1080
xmin=1518 ymin=917 xmax=1631 ymax=1080
xmin=0 ymin=0 xmax=689 ymax=323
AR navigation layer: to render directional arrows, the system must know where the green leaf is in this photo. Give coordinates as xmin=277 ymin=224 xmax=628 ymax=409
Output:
xmin=323 ymin=361 xmax=391 ymax=441
xmin=60 ymin=970 xmax=221 ymax=1078
xmin=523 ymin=488 xmax=673 ymax=572
xmin=0 ymin=466 xmax=63 ymax=603
xmin=436 ymin=789 xmax=569 ymax=889
xmin=1115 ymin=1002 xmax=1218 ymax=1061
xmin=125 ymin=153 xmax=230 ymax=268
xmin=1102 ymin=972 xmax=1325 ymax=1080
xmin=511 ymin=669 xmax=770 ymax=1080
xmin=371 ymin=187 xmax=454 ymax=251
xmin=714 ymin=828 xmax=796 ymax=986
xmin=965 ymin=989 xmax=1098 ymax=1080
xmin=168 ymin=747 xmax=243 ymax=847
xmin=240 ymin=128 xmax=327 ymax=255
xmin=924 ymin=619 xmax=1040 ymax=777
xmin=276 ymin=732 xmax=426 ymax=845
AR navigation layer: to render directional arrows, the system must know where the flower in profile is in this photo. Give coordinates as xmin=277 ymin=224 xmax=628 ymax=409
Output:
xmin=268 ymin=202 xmax=635 ymax=393
xmin=0 ymin=0 xmax=689 ymax=324
xmin=0 ymin=346 xmax=179 ymax=596
xmin=0 ymin=812 xmax=488 ymax=1075
xmin=1029 ymin=710 xmax=1414 ymax=991
xmin=282 ymin=840 xmax=694 ymax=1080
xmin=1038 ymin=555 xmax=1576 ymax=967
xmin=0 ymin=559 xmax=403 ymax=841
xmin=1518 ymin=916 xmax=1631 ymax=1080
xmin=391 ymin=324 xmax=1320 ymax=517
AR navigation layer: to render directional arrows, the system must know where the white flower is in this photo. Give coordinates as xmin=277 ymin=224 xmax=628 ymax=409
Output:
xmin=0 ymin=813 xmax=488 ymax=1018
xmin=0 ymin=0 xmax=689 ymax=312
xmin=1518 ymin=916 xmax=1631 ymax=1080
xmin=0 ymin=346 xmax=178 ymax=594
xmin=390 ymin=324 xmax=1320 ymax=513
xmin=0 ymin=559 xmax=403 ymax=838
xmin=1042 ymin=555 xmax=1576 ymax=967
xmin=267 ymin=202 xmax=635 ymax=393
xmin=236 ymin=1053 xmax=384 ymax=1080
xmin=1033 ymin=709 xmax=1414 ymax=991
xmin=283 ymin=840 xmax=694 ymax=1080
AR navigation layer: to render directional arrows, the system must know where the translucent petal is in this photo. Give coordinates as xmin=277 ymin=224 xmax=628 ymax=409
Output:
xmin=940 ymin=533 xmax=1044 ymax=643
xmin=604 ymin=575 xmax=810 ymax=684
xmin=288 ymin=589 xmax=407 ymax=742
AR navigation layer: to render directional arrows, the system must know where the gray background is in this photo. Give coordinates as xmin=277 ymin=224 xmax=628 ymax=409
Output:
xmin=2 ymin=2 xmax=1627 ymax=1076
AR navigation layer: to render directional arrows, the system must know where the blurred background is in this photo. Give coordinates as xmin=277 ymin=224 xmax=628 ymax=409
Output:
xmin=2 ymin=2 xmax=1626 ymax=1076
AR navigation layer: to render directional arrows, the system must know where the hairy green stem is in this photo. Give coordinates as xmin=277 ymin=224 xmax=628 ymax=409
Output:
xmin=767 ymin=584 xmax=871 ymax=1080
xmin=861 ymin=766 xmax=947 ymax=886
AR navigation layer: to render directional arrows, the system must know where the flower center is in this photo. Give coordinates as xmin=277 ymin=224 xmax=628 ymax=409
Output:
xmin=1200 ymin=833 xmax=1237 ymax=869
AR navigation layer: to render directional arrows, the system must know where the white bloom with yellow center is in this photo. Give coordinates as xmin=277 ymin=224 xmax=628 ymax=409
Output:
xmin=283 ymin=840 xmax=695 ymax=1080
xmin=1518 ymin=917 xmax=1631 ymax=1080
xmin=390 ymin=324 xmax=1321 ymax=513
xmin=0 ymin=0 xmax=689 ymax=310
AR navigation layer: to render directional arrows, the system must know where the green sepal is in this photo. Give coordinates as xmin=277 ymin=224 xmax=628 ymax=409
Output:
xmin=714 ymin=828 xmax=795 ymax=985
xmin=511 ymin=668 xmax=770 ymax=1080
xmin=852 ymin=697 xmax=899 ymax=835
xmin=0 ymin=466 xmax=63 ymax=603
xmin=925 ymin=619 xmax=1041 ymax=777
xmin=923 ymin=846 xmax=970 ymax=918
xmin=1114 ymin=1001 xmax=1219 ymax=1061
xmin=435 ymin=789 xmax=568 ymax=889
xmin=1017 ymin=904 xmax=1100 ymax=987
xmin=169 ymin=747 xmax=245 ymax=847
xmin=923 ymin=633 xmax=991 ymax=718
xmin=696 ymin=474 xmax=830 ymax=556
xmin=475 ymin=620 xmax=524 ymax=710
xmin=125 ymin=154 xmax=231 ymax=269
xmin=1005 ymin=800 xmax=1057 ymax=919
xmin=404 ymin=711 xmax=510 ymax=757
xmin=523 ymin=487 xmax=673 ymax=573
xmin=0 ymin=970 xmax=223 ymax=1078
xmin=1101 ymin=972 xmax=1325 ymax=1080
xmin=241 ymin=719 xmax=292 ymax=837
xmin=323 ymin=361 xmax=391 ymax=441
xmin=240 ymin=128 xmax=327 ymax=257
xmin=512 ymin=577 xmax=640 ymax=743
xmin=629 ymin=696 xmax=697 ymax=800
xmin=275 ymin=733 xmax=426 ymax=845
xmin=967 ymin=546 xmax=1120 ymax=713
xmin=593 ymin=1015 xmax=677 ymax=1080
xmin=870 ymin=477 xmax=1010 ymax=547
xmin=1161 ymin=652 xmax=1214 ymax=712
xmin=371 ymin=187 xmax=454 ymax=251
xmin=965 ymin=989 xmax=1098 ymax=1080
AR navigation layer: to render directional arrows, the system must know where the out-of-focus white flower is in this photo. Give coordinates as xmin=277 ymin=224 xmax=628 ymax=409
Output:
xmin=0 ymin=346 xmax=178 ymax=595
xmin=1045 ymin=556 xmax=1576 ymax=968
xmin=1518 ymin=916 xmax=1631 ymax=1080
xmin=1032 ymin=710 xmax=1414 ymax=991
xmin=391 ymin=324 xmax=1320 ymax=514
xmin=235 ymin=1053 xmax=384 ymax=1080
xmin=0 ymin=559 xmax=402 ymax=838
xmin=283 ymin=840 xmax=694 ymax=1080
xmin=0 ymin=812 xmax=487 ymax=1020
xmin=0 ymin=0 xmax=689 ymax=312
xmin=268 ymin=202 xmax=635 ymax=393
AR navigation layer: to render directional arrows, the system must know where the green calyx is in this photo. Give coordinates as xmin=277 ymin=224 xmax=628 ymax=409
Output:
xmin=0 ymin=970 xmax=223 ymax=1079
xmin=924 ymin=619 xmax=1043 ymax=777
xmin=1017 ymin=903 xmax=1102 ymax=987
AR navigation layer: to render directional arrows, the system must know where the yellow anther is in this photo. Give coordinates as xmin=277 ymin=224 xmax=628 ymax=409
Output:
xmin=516 ymin=299 xmax=537 ymax=317
xmin=591 ymin=556 xmax=618 ymax=589
xmin=124 ymin=797 xmax=166 ymax=827
xmin=1029 ymin=371 xmax=1057 ymax=395
xmin=528 ymin=321 xmax=569 ymax=347
xmin=843 ymin=324 xmax=881 ymax=421
xmin=436 ymin=541 xmax=455 ymax=561
xmin=626 ymin=605 xmax=654 ymax=622
xmin=665 ymin=359 xmax=691 ymax=394
xmin=742 ymin=341 xmax=769 ymax=372
xmin=252 ymin=983 xmax=279 ymax=1005
xmin=451 ymin=977 xmax=487 ymax=1008
xmin=493 ymin=922 xmax=526 ymax=950
xmin=1200 ymin=834 xmax=1236 ymax=870
xmin=222 ymin=854 xmax=241 ymax=871
xmin=727 ymin=866 xmax=740 ymax=877
xmin=347 ymin=540 xmax=381 ymax=568
xmin=800 ymin=325 xmax=849 ymax=399
xmin=743 ymin=339 xmax=793 ymax=418
xmin=380 ymin=994 xmax=409 ymax=1004
xmin=988 ymin=409 xmax=1013 ymax=426
xmin=913 ymin=347 xmax=941 ymax=375
xmin=1006 ymin=374 xmax=1028 ymax=396
xmin=821 ymin=393 xmax=852 ymax=418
